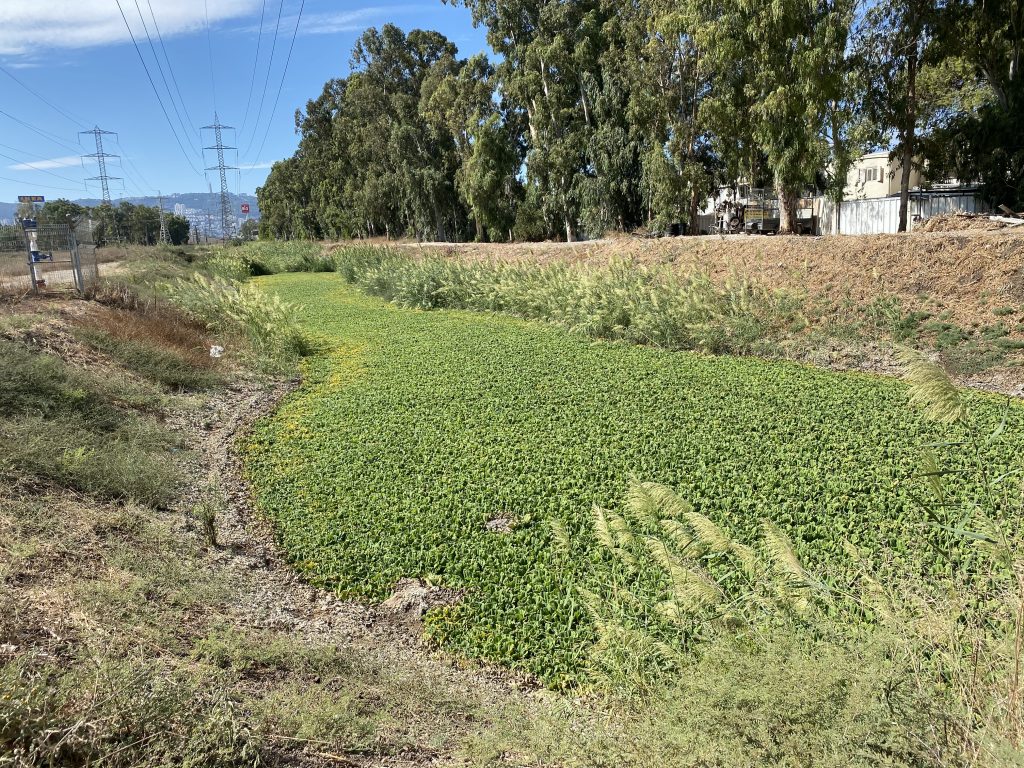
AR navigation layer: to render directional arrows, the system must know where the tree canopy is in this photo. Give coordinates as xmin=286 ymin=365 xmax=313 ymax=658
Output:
xmin=257 ymin=1 xmax=1024 ymax=242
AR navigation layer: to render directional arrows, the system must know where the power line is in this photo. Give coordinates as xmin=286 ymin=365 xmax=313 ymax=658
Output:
xmin=0 ymin=174 xmax=86 ymax=194
xmin=114 ymin=138 xmax=155 ymax=193
xmin=113 ymin=0 xmax=203 ymax=176
xmin=132 ymin=0 xmax=202 ymax=159
xmin=248 ymin=0 xmax=306 ymax=164
xmin=0 ymin=142 xmax=76 ymax=166
xmin=144 ymin=0 xmax=198 ymax=133
xmin=242 ymin=0 xmax=286 ymax=156
xmin=0 ymin=65 xmax=88 ymax=128
xmin=0 ymin=108 xmax=81 ymax=153
xmin=111 ymin=156 xmax=149 ymax=197
xmin=0 ymin=150 xmax=85 ymax=185
xmin=239 ymin=0 xmax=269 ymax=135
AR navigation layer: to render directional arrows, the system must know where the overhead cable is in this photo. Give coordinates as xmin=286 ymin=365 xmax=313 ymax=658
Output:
xmin=239 ymin=0 xmax=269 ymax=135
xmin=0 ymin=108 xmax=81 ymax=153
xmin=242 ymin=0 xmax=286 ymax=156
xmin=113 ymin=0 xmax=203 ymax=176
xmin=0 ymin=65 xmax=88 ymax=128
xmin=248 ymin=0 xmax=306 ymax=163
xmin=132 ymin=0 xmax=202 ymax=159
xmin=144 ymin=0 xmax=199 ymax=133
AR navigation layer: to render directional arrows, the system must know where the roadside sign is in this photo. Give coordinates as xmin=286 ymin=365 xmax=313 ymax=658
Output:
xmin=241 ymin=203 xmax=250 ymax=214
xmin=18 ymin=195 xmax=45 ymax=203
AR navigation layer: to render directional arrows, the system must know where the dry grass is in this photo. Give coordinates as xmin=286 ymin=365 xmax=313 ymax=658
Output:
xmin=400 ymin=230 xmax=1024 ymax=340
xmin=80 ymin=305 xmax=217 ymax=372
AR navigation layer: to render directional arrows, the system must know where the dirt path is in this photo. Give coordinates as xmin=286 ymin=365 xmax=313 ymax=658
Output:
xmin=170 ymin=376 xmax=539 ymax=766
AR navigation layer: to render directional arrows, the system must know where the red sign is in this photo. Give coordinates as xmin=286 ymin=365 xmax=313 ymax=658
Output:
xmin=241 ymin=203 xmax=250 ymax=214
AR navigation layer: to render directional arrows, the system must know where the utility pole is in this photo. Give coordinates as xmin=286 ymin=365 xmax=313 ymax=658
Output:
xmin=157 ymin=190 xmax=169 ymax=244
xmin=80 ymin=126 xmax=121 ymax=205
xmin=201 ymin=114 xmax=237 ymax=241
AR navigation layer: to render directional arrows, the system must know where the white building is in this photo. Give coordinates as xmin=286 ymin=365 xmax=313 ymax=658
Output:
xmin=844 ymin=150 xmax=926 ymax=200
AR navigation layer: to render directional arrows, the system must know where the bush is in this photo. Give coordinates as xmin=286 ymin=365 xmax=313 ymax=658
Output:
xmin=0 ymin=339 xmax=179 ymax=505
xmin=207 ymin=241 xmax=331 ymax=279
xmin=0 ymin=415 xmax=179 ymax=505
xmin=168 ymin=273 xmax=311 ymax=370
xmin=332 ymin=246 xmax=799 ymax=355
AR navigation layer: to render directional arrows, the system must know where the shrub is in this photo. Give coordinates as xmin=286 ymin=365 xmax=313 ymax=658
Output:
xmin=206 ymin=241 xmax=330 ymax=279
xmin=0 ymin=657 xmax=261 ymax=768
xmin=332 ymin=246 xmax=799 ymax=355
xmin=0 ymin=415 xmax=179 ymax=505
xmin=168 ymin=274 xmax=311 ymax=369
xmin=0 ymin=339 xmax=179 ymax=505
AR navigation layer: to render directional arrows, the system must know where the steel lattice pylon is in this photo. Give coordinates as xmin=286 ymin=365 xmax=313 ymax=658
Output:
xmin=80 ymin=127 xmax=122 ymax=204
xmin=201 ymin=114 xmax=237 ymax=240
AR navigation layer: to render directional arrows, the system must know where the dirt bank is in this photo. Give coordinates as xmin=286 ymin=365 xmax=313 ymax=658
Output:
xmin=396 ymin=231 xmax=1024 ymax=337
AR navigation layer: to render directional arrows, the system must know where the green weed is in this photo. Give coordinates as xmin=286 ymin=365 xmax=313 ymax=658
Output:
xmin=332 ymin=246 xmax=800 ymax=355
xmin=244 ymin=274 xmax=1022 ymax=686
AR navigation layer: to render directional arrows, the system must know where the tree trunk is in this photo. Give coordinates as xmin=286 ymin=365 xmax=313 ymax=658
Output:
xmin=433 ymin=197 xmax=446 ymax=242
xmin=688 ymin=187 xmax=700 ymax=236
xmin=776 ymin=177 xmax=798 ymax=234
xmin=474 ymin=216 xmax=485 ymax=242
xmin=565 ymin=217 xmax=576 ymax=243
xmin=898 ymin=43 xmax=919 ymax=233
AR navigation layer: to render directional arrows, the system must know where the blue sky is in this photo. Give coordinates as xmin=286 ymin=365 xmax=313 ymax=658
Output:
xmin=0 ymin=1 xmax=488 ymax=204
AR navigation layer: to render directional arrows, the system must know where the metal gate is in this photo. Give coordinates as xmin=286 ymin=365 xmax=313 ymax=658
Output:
xmin=0 ymin=219 xmax=99 ymax=295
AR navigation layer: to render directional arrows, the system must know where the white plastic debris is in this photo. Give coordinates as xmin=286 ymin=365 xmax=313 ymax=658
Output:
xmin=210 ymin=345 xmax=225 ymax=359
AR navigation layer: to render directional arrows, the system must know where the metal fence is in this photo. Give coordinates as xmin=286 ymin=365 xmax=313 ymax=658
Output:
xmin=0 ymin=220 xmax=99 ymax=295
xmin=819 ymin=191 xmax=989 ymax=235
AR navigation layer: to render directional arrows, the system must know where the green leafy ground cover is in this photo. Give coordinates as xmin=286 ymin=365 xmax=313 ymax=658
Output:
xmin=244 ymin=273 xmax=1022 ymax=686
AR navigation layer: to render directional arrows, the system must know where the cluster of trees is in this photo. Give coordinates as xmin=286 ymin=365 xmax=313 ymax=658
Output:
xmin=15 ymin=199 xmax=192 ymax=246
xmin=257 ymin=0 xmax=1023 ymax=242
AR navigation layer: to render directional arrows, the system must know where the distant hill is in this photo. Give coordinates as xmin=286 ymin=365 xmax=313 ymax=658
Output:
xmin=0 ymin=192 xmax=260 ymax=226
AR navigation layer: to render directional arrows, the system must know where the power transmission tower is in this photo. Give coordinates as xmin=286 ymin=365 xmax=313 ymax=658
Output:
xmin=157 ymin=190 xmax=169 ymax=244
xmin=201 ymin=114 xmax=237 ymax=240
xmin=80 ymin=126 xmax=121 ymax=204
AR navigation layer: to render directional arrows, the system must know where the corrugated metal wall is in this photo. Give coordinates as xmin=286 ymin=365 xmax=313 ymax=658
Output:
xmin=820 ymin=192 xmax=988 ymax=235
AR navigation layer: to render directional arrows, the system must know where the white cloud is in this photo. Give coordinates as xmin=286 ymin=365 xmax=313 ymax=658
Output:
xmin=7 ymin=156 xmax=82 ymax=171
xmin=236 ymin=5 xmax=423 ymax=37
xmin=300 ymin=6 xmax=423 ymax=35
xmin=241 ymin=161 xmax=275 ymax=170
xmin=0 ymin=1 xmax=259 ymax=56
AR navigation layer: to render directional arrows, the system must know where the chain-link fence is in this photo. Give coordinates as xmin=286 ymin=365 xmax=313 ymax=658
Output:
xmin=0 ymin=220 xmax=99 ymax=295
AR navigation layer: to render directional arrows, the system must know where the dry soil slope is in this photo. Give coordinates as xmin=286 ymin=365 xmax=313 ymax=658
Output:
xmin=401 ymin=231 xmax=1024 ymax=336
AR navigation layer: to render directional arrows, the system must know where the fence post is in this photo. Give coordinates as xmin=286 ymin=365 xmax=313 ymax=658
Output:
xmin=21 ymin=219 xmax=40 ymax=295
xmin=67 ymin=218 xmax=84 ymax=293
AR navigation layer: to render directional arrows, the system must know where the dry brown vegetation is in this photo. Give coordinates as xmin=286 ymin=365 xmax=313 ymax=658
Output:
xmin=398 ymin=230 xmax=1024 ymax=335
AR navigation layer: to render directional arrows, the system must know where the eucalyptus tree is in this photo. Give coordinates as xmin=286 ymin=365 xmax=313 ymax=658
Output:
xmin=704 ymin=0 xmax=854 ymax=232
xmin=622 ymin=0 xmax=719 ymax=233
xmin=930 ymin=0 xmax=1024 ymax=208
xmin=854 ymin=0 xmax=946 ymax=231
xmin=445 ymin=0 xmax=610 ymax=240
xmin=421 ymin=52 xmax=521 ymax=240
